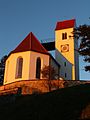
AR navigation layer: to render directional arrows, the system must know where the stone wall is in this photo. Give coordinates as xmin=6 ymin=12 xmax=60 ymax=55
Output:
xmin=0 ymin=80 xmax=89 ymax=95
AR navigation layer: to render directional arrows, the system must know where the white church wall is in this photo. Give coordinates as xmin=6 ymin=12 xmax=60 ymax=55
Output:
xmin=4 ymin=51 xmax=31 ymax=84
xmin=29 ymin=51 xmax=49 ymax=79
xmin=4 ymin=51 xmax=50 ymax=85
xmin=50 ymin=57 xmax=60 ymax=79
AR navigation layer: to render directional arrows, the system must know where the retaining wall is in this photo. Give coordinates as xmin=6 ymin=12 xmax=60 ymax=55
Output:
xmin=0 ymin=80 xmax=89 ymax=95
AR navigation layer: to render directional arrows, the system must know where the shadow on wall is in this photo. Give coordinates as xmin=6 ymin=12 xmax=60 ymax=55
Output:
xmin=55 ymin=49 xmax=72 ymax=80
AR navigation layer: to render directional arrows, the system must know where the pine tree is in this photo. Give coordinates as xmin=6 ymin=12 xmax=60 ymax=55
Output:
xmin=74 ymin=25 xmax=90 ymax=72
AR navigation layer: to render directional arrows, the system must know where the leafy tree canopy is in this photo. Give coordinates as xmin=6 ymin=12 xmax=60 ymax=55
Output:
xmin=41 ymin=65 xmax=56 ymax=80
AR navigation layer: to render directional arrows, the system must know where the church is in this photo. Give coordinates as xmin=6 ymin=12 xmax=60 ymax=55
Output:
xmin=4 ymin=19 xmax=79 ymax=85
xmin=3 ymin=19 xmax=79 ymax=87
xmin=4 ymin=32 xmax=60 ymax=85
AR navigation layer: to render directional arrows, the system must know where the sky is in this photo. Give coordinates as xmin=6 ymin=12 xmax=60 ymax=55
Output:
xmin=0 ymin=0 xmax=90 ymax=80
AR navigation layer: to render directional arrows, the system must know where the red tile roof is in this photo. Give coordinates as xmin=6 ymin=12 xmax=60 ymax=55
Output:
xmin=11 ymin=32 xmax=48 ymax=54
xmin=55 ymin=19 xmax=76 ymax=30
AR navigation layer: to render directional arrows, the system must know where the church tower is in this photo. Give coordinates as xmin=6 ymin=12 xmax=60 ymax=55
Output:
xmin=55 ymin=19 xmax=79 ymax=80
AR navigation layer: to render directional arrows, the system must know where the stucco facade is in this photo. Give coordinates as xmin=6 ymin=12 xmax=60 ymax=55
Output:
xmin=55 ymin=20 xmax=79 ymax=80
xmin=4 ymin=32 xmax=60 ymax=85
xmin=4 ymin=51 xmax=50 ymax=85
xmin=4 ymin=51 xmax=30 ymax=84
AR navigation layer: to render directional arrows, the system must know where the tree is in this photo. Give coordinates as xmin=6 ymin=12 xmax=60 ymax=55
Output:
xmin=74 ymin=25 xmax=90 ymax=72
xmin=0 ymin=55 xmax=7 ymax=85
xmin=41 ymin=65 xmax=57 ymax=91
xmin=41 ymin=65 xmax=56 ymax=80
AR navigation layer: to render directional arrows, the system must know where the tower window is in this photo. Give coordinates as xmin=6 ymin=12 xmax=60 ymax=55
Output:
xmin=62 ymin=33 xmax=64 ymax=40
xmin=62 ymin=32 xmax=67 ymax=40
xmin=15 ymin=57 xmax=23 ymax=79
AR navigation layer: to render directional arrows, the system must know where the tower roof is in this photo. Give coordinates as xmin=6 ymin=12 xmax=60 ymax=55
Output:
xmin=55 ymin=19 xmax=76 ymax=30
xmin=11 ymin=32 xmax=48 ymax=54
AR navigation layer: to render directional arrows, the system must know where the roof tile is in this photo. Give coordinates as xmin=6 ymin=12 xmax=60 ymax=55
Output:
xmin=11 ymin=32 xmax=48 ymax=54
xmin=55 ymin=19 xmax=76 ymax=30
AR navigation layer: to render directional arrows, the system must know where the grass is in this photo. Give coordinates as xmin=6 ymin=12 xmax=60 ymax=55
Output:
xmin=0 ymin=83 xmax=90 ymax=120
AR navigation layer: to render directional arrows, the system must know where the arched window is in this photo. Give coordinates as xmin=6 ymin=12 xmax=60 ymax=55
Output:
xmin=36 ymin=57 xmax=41 ymax=79
xmin=15 ymin=57 xmax=23 ymax=78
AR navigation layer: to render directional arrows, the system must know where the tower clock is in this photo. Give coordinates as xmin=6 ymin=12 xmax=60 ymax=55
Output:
xmin=61 ymin=44 xmax=69 ymax=52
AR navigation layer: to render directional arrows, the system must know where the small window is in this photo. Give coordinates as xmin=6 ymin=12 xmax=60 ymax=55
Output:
xmin=64 ymin=62 xmax=66 ymax=67
xmin=65 ymin=73 xmax=67 ymax=78
xmin=62 ymin=33 xmax=65 ymax=40
xmin=65 ymin=33 xmax=67 ymax=39
xmin=62 ymin=32 xmax=67 ymax=40
xmin=15 ymin=57 xmax=23 ymax=79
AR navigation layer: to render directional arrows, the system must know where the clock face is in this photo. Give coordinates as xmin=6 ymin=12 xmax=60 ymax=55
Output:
xmin=61 ymin=44 xmax=69 ymax=52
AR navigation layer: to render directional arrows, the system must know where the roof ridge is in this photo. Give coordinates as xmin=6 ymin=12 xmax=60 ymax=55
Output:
xmin=30 ymin=32 xmax=32 ymax=50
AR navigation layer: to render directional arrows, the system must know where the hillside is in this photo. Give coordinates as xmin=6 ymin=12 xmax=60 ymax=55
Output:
xmin=0 ymin=83 xmax=90 ymax=120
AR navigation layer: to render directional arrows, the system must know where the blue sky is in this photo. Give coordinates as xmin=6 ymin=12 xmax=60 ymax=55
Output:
xmin=0 ymin=0 xmax=90 ymax=80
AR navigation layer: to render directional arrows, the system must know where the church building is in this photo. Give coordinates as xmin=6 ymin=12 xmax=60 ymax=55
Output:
xmin=4 ymin=19 xmax=79 ymax=85
xmin=4 ymin=32 xmax=60 ymax=85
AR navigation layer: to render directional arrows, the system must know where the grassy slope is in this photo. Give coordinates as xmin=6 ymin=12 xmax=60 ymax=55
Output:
xmin=0 ymin=83 xmax=90 ymax=120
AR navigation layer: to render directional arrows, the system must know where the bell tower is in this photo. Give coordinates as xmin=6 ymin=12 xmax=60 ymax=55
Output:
xmin=55 ymin=19 xmax=79 ymax=80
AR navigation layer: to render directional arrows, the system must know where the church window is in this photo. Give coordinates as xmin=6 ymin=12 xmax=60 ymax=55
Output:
xmin=15 ymin=57 xmax=23 ymax=78
xmin=36 ymin=57 xmax=41 ymax=79
xmin=62 ymin=32 xmax=67 ymax=40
